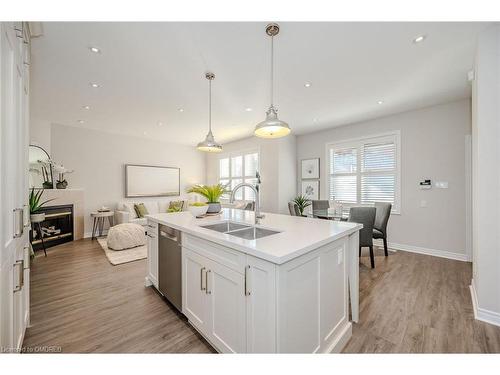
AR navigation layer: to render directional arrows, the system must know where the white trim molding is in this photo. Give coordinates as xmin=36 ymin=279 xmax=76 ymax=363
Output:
xmin=470 ymin=279 xmax=500 ymax=327
xmin=374 ymin=239 xmax=471 ymax=262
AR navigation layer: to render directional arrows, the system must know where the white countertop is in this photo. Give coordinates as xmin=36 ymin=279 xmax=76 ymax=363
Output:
xmin=146 ymin=208 xmax=362 ymax=264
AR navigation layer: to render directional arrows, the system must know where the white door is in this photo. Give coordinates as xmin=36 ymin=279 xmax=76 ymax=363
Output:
xmin=206 ymin=259 xmax=246 ymax=353
xmin=147 ymin=231 xmax=158 ymax=288
xmin=182 ymin=248 xmax=209 ymax=331
xmin=245 ymin=256 xmax=276 ymax=353
xmin=0 ymin=21 xmax=27 ymax=351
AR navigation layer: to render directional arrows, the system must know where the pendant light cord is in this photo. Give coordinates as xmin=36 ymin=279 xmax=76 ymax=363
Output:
xmin=208 ymin=78 xmax=212 ymax=133
xmin=270 ymin=35 xmax=274 ymax=107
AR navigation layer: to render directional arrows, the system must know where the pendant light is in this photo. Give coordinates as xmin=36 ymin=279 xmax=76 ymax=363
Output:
xmin=254 ymin=23 xmax=291 ymax=138
xmin=197 ymin=72 xmax=223 ymax=152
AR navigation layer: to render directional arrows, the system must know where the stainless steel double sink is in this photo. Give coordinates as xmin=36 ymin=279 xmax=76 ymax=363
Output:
xmin=200 ymin=221 xmax=280 ymax=240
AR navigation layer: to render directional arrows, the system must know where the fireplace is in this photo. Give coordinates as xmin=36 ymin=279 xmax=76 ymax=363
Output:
xmin=30 ymin=204 xmax=74 ymax=251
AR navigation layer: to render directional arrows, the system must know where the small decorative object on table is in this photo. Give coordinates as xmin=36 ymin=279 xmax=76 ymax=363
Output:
xmin=292 ymin=195 xmax=311 ymax=216
xmin=187 ymin=183 xmax=230 ymax=214
xmin=98 ymin=206 xmax=111 ymax=212
xmin=188 ymin=202 xmax=209 ymax=218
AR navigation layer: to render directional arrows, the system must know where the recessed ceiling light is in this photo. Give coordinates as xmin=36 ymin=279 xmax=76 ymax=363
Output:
xmin=377 ymin=100 xmax=384 ymax=105
xmin=143 ymin=131 xmax=147 ymax=135
xmin=245 ymin=108 xmax=253 ymax=112
xmin=313 ymin=118 xmax=318 ymax=123
xmin=77 ymin=120 xmax=84 ymax=124
xmin=413 ymin=35 xmax=426 ymax=44
xmin=178 ymin=108 xmax=184 ymax=112
xmin=304 ymin=82 xmax=312 ymax=88
xmin=90 ymin=83 xmax=100 ymax=88
xmin=89 ymin=46 xmax=101 ymax=54
xmin=158 ymin=122 xmax=163 ymax=126
xmin=82 ymin=105 xmax=90 ymax=110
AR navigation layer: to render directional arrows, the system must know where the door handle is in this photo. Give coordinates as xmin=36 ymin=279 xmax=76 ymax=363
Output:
xmin=244 ymin=265 xmax=251 ymax=296
xmin=23 ymin=204 xmax=30 ymax=228
xmin=206 ymin=270 xmax=211 ymax=294
xmin=13 ymin=208 xmax=24 ymax=238
xmin=13 ymin=260 xmax=24 ymax=293
xmin=200 ymin=267 xmax=206 ymax=291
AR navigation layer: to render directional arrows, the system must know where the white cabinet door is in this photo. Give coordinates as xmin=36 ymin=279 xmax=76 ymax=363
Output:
xmin=146 ymin=231 xmax=158 ymax=288
xmin=245 ymin=256 xmax=276 ymax=353
xmin=182 ymin=248 xmax=209 ymax=331
xmin=206 ymin=259 xmax=246 ymax=353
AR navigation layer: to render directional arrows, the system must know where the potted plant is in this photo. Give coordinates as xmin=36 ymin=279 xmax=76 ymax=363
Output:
xmin=187 ymin=184 xmax=230 ymax=214
xmin=293 ymin=195 xmax=312 ymax=216
xmin=52 ymin=162 xmax=73 ymax=189
xmin=188 ymin=202 xmax=209 ymax=217
xmin=29 ymin=188 xmax=55 ymax=223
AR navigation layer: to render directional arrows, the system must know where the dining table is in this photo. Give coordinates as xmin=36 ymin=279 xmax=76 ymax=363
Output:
xmin=306 ymin=208 xmax=349 ymax=221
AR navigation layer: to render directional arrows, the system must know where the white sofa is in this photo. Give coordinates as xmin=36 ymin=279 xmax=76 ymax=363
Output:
xmin=115 ymin=199 xmax=188 ymax=226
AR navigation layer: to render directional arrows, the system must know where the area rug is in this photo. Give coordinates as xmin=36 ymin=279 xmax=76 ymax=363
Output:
xmin=97 ymin=237 xmax=147 ymax=265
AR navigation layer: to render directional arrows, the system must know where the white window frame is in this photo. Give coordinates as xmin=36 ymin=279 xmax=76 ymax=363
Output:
xmin=325 ymin=131 xmax=401 ymax=214
xmin=217 ymin=148 xmax=260 ymax=202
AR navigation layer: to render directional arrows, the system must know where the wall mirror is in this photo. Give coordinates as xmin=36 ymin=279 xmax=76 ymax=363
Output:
xmin=29 ymin=145 xmax=53 ymax=189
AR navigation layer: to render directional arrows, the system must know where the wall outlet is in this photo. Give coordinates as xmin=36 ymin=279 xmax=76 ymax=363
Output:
xmin=337 ymin=249 xmax=343 ymax=265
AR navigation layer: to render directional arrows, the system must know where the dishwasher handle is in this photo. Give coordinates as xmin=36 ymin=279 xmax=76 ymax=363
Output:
xmin=159 ymin=228 xmax=179 ymax=242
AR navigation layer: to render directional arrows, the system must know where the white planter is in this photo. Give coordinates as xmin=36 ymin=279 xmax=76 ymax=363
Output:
xmin=188 ymin=205 xmax=209 ymax=217
xmin=30 ymin=213 xmax=46 ymax=223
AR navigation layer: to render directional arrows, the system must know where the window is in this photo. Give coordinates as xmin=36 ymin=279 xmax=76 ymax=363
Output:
xmin=218 ymin=151 xmax=259 ymax=201
xmin=327 ymin=132 xmax=400 ymax=213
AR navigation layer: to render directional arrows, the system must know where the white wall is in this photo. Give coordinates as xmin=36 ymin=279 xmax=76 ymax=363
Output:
xmin=206 ymin=135 xmax=297 ymax=214
xmin=29 ymin=118 xmax=51 ymax=153
xmin=297 ymin=99 xmax=471 ymax=259
xmin=49 ymin=124 xmax=206 ymax=235
xmin=471 ymin=25 xmax=500 ymax=324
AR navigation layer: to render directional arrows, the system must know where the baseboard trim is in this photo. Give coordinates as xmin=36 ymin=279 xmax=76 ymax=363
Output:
xmin=470 ymin=279 xmax=500 ymax=327
xmin=83 ymin=230 xmax=109 ymax=239
xmin=377 ymin=240 xmax=471 ymax=262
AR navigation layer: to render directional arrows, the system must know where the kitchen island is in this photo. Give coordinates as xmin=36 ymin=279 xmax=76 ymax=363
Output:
xmin=145 ymin=208 xmax=361 ymax=353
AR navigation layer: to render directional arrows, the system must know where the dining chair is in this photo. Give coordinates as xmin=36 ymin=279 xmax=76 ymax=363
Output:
xmin=349 ymin=207 xmax=377 ymax=268
xmin=288 ymin=202 xmax=301 ymax=216
xmin=312 ymin=200 xmax=329 ymax=211
xmin=373 ymin=202 xmax=392 ymax=256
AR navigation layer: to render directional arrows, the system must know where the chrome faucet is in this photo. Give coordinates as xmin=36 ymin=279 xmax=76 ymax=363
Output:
xmin=230 ymin=183 xmax=264 ymax=225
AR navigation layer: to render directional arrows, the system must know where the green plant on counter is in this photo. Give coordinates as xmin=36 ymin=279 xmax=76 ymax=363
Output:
xmin=293 ymin=195 xmax=311 ymax=216
xmin=190 ymin=202 xmax=208 ymax=207
xmin=187 ymin=184 xmax=230 ymax=203
xmin=167 ymin=206 xmax=183 ymax=213
xmin=29 ymin=188 xmax=55 ymax=214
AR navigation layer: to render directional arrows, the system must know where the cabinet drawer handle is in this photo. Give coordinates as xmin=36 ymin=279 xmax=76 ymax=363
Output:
xmin=244 ymin=265 xmax=251 ymax=296
xmin=206 ymin=270 xmax=211 ymax=295
xmin=200 ymin=267 xmax=206 ymax=291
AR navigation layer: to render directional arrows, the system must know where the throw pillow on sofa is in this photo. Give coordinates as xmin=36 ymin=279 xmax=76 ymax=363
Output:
xmin=134 ymin=203 xmax=148 ymax=218
xmin=168 ymin=200 xmax=184 ymax=213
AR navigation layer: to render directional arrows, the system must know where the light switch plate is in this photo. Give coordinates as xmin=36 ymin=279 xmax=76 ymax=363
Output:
xmin=435 ymin=181 xmax=449 ymax=189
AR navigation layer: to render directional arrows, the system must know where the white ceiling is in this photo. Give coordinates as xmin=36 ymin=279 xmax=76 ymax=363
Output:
xmin=31 ymin=22 xmax=488 ymax=146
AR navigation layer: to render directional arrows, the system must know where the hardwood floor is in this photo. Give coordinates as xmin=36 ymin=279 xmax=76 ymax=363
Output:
xmin=23 ymin=239 xmax=500 ymax=353
xmin=23 ymin=239 xmax=215 ymax=353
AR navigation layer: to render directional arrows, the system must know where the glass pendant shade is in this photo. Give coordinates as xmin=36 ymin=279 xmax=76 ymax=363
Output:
xmin=197 ymin=129 xmax=222 ymax=152
xmin=254 ymin=106 xmax=291 ymax=138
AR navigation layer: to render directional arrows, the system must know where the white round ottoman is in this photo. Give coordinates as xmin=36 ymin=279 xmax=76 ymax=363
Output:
xmin=107 ymin=223 xmax=146 ymax=250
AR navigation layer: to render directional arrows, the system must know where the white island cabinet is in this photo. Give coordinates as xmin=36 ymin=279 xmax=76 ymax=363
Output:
xmin=146 ymin=209 xmax=361 ymax=353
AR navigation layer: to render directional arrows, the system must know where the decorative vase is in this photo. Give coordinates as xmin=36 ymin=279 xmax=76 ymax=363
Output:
xmin=56 ymin=180 xmax=68 ymax=189
xmin=42 ymin=181 xmax=53 ymax=189
xmin=207 ymin=202 xmax=221 ymax=214
xmin=30 ymin=213 xmax=46 ymax=223
xmin=188 ymin=205 xmax=209 ymax=217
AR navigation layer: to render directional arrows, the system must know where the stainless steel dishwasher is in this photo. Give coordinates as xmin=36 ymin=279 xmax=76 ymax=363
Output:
xmin=158 ymin=224 xmax=182 ymax=312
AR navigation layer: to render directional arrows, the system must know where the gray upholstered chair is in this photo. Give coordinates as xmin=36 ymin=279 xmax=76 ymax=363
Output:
xmin=288 ymin=202 xmax=301 ymax=216
xmin=349 ymin=207 xmax=377 ymax=268
xmin=373 ymin=202 xmax=392 ymax=257
xmin=312 ymin=200 xmax=329 ymax=211
xmin=243 ymin=201 xmax=255 ymax=211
